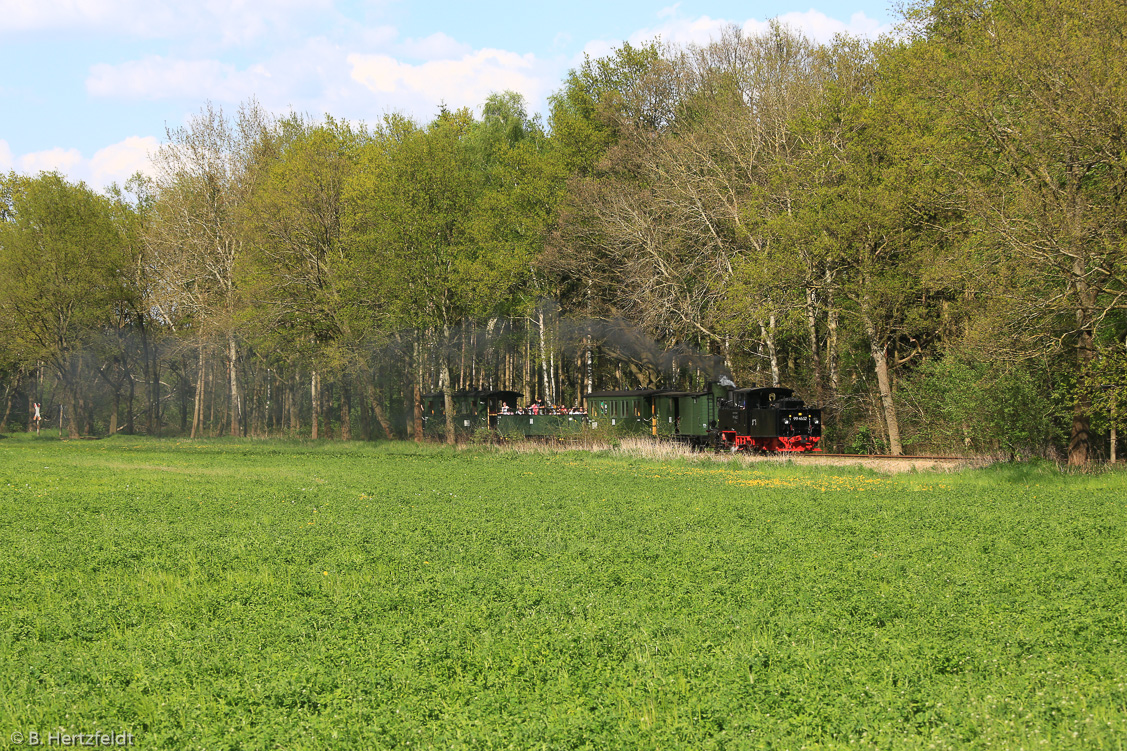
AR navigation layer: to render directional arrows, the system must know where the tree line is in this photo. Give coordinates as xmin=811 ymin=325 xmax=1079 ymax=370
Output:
xmin=2 ymin=0 xmax=1125 ymax=464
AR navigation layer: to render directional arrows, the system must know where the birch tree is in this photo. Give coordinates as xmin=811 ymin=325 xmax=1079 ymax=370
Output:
xmin=145 ymin=100 xmax=273 ymax=436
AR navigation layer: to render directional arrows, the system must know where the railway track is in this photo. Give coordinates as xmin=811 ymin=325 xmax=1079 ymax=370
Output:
xmin=801 ymin=453 xmax=966 ymax=461
xmin=755 ymin=451 xmax=972 ymax=473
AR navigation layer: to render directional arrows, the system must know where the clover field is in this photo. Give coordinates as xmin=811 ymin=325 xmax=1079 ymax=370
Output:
xmin=1 ymin=435 xmax=1125 ymax=749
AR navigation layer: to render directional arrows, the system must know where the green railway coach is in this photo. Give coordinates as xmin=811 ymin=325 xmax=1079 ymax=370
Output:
xmin=584 ymin=390 xmax=660 ymax=434
xmin=495 ymin=413 xmax=586 ymax=438
xmin=421 ymin=389 xmax=522 ymax=437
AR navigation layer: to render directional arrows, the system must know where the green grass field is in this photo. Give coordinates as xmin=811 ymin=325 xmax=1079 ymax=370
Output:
xmin=1 ymin=435 xmax=1125 ymax=749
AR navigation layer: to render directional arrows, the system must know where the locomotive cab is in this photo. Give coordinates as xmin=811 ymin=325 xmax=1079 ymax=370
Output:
xmin=714 ymin=386 xmax=822 ymax=452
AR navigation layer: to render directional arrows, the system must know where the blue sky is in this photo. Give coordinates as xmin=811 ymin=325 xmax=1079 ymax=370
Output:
xmin=0 ymin=0 xmax=896 ymax=189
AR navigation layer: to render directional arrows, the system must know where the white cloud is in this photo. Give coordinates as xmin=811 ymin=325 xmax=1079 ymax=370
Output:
xmin=583 ymin=8 xmax=889 ymax=60
xmin=82 ymin=36 xmax=561 ymax=134
xmin=400 ymin=32 xmax=472 ymax=61
xmin=87 ymin=57 xmax=275 ymax=102
xmin=356 ymin=25 xmax=399 ymax=49
xmin=0 ymin=137 xmax=158 ymax=190
xmin=85 ymin=35 xmax=373 ymax=115
xmin=746 ymin=10 xmax=887 ymax=42
xmin=89 ymin=136 xmax=160 ymax=188
xmin=349 ymin=48 xmax=549 ymax=114
xmin=79 ymin=14 xmax=561 ymax=124
xmin=17 ymin=147 xmax=85 ymax=177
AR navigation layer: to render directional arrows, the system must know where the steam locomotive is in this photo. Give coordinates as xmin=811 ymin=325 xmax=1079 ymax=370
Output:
xmin=422 ymin=380 xmax=822 ymax=452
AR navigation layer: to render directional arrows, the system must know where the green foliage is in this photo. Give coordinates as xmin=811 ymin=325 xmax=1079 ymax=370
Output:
xmin=0 ymin=172 xmax=129 ymax=363
xmin=347 ymin=99 xmax=556 ymax=329
xmin=2 ymin=437 xmax=1126 ymax=748
xmin=1083 ymin=344 xmax=1127 ymax=438
xmin=914 ymin=0 xmax=1127 ymax=463
xmin=548 ymin=40 xmax=667 ymax=174
xmin=243 ymin=115 xmax=367 ymax=361
xmin=901 ymin=356 xmax=1062 ymax=456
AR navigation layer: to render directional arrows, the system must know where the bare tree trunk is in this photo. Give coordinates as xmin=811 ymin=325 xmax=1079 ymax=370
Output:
xmin=126 ymin=370 xmax=136 ymax=435
xmin=759 ymin=316 xmax=780 ymax=387
xmin=251 ymin=369 xmax=264 ymax=437
xmin=151 ymin=352 xmax=162 ymax=437
xmin=861 ymin=310 xmax=902 ymax=456
xmin=64 ymin=371 xmax=80 ymax=439
xmin=538 ymin=308 xmax=550 ymax=404
xmin=280 ymin=369 xmax=288 ymax=434
xmin=293 ymin=365 xmax=302 ymax=430
xmin=341 ymin=376 xmax=352 ymax=441
xmin=322 ymin=381 xmax=334 ymax=439
xmin=478 ymin=324 xmax=488 ymax=389
xmin=0 ymin=369 xmax=15 ymax=432
xmin=207 ymin=361 xmax=216 ymax=437
xmin=191 ymin=343 xmax=204 ymax=438
xmin=141 ymin=331 xmax=155 ymax=434
xmin=365 ymin=381 xmax=395 ymax=439
xmin=0 ymin=394 xmax=11 ymax=434
xmin=1069 ymin=263 xmax=1098 ymax=465
xmin=27 ymin=375 xmax=35 ymax=433
xmin=805 ymin=286 xmax=822 ymax=404
xmin=1068 ymin=327 xmax=1094 ymax=466
xmin=109 ymin=388 xmax=119 ymax=436
xmin=413 ymin=338 xmax=424 ymax=442
xmin=459 ymin=330 xmax=467 ymax=390
xmin=404 ymin=388 xmax=415 ymax=440
xmin=825 ymin=271 xmax=840 ymax=398
xmin=413 ymin=382 xmax=424 ymax=443
xmin=1111 ymin=393 xmax=1118 ymax=464
xmin=311 ymin=370 xmax=320 ymax=439
xmin=228 ymin=334 xmax=240 ymax=437
xmin=471 ymin=327 xmax=478 ymax=389
xmin=550 ymin=346 xmax=557 ymax=405
xmin=82 ymin=370 xmax=96 ymax=436
xmin=523 ymin=327 xmax=531 ymax=406
xmin=179 ymin=358 xmax=190 ymax=434
xmin=441 ymin=360 xmax=456 ymax=445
